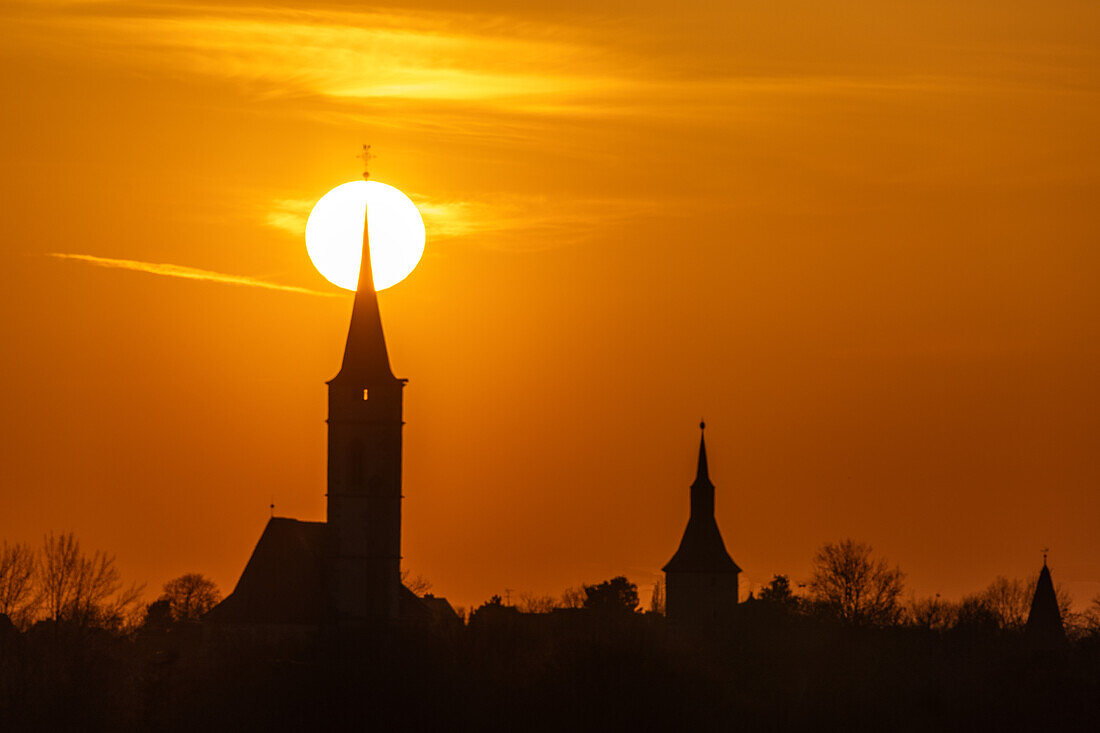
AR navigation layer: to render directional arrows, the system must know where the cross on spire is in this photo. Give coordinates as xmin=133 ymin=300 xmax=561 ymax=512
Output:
xmin=360 ymin=144 xmax=374 ymax=180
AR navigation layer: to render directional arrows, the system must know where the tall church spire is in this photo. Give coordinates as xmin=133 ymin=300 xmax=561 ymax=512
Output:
xmin=326 ymin=166 xmax=407 ymax=622
xmin=333 ymin=205 xmax=397 ymax=383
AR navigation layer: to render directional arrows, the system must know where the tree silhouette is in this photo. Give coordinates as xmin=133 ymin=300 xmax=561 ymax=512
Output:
xmin=759 ymin=574 xmax=797 ymax=606
xmin=0 ymin=541 xmax=37 ymax=628
xmin=979 ymin=576 xmax=1032 ymax=629
xmin=517 ymin=593 xmax=556 ymax=613
xmin=38 ymin=532 xmax=143 ymax=629
xmin=559 ymin=586 xmax=586 ymax=609
xmin=467 ymin=594 xmax=512 ymax=626
xmin=809 ymin=539 xmax=904 ymax=626
xmin=159 ymin=573 xmax=221 ymax=622
xmin=1086 ymin=595 xmax=1100 ymax=634
xmin=582 ymin=577 xmax=639 ymax=614
xmin=907 ymin=594 xmax=953 ymax=630
xmin=400 ymin=569 xmax=432 ymax=595
xmin=953 ymin=594 xmax=1002 ymax=632
xmin=649 ymin=579 xmax=665 ymax=615
xmin=484 ymin=594 xmax=503 ymax=607
xmin=142 ymin=598 xmax=174 ymax=632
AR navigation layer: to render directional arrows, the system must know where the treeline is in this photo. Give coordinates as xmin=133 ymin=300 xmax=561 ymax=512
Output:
xmin=2 ymin=535 xmax=1100 ymax=730
xmin=0 ymin=534 xmax=220 ymax=633
xmin=468 ymin=539 xmax=1100 ymax=639
xmin=3 ymin=533 xmax=1100 ymax=638
xmin=745 ymin=539 xmax=1097 ymax=637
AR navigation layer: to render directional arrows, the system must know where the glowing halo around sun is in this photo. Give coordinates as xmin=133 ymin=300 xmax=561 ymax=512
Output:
xmin=305 ymin=180 xmax=426 ymax=291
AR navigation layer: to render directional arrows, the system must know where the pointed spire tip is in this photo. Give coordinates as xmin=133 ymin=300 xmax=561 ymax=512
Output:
xmin=693 ymin=423 xmax=711 ymax=488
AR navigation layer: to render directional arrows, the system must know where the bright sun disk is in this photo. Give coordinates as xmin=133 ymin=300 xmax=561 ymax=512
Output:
xmin=305 ymin=180 xmax=425 ymax=291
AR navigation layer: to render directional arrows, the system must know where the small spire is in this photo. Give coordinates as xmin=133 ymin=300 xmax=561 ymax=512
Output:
xmin=694 ymin=421 xmax=712 ymax=489
xmin=662 ymin=421 xmax=740 ymax=575
xmin=1026 ymin=557 xmax=1066 ymax=647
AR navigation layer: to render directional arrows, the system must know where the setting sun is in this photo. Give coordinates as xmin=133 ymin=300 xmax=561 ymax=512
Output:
xmin=305 ymin=180 xmax=425 ymax=291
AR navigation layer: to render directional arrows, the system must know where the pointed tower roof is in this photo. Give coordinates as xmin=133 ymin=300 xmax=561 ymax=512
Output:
xmin=1025 ymin=558 xmax=1066 ymax=648
xmin=331 ymin=199 xmax=398 ymax=384
xmin=663 ymin=423 xmax=740 ymax=575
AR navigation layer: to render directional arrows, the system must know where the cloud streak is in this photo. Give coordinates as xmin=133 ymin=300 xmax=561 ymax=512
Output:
xmin=11 ymin=4 xmax=618 ymax=109
xmin=264 ymin=193 xmax=676 ymax=252
xmin=49 ymin=253 xmax=337 ymax=297
xmin=11 ymin=0 xmax=1081 ymax=160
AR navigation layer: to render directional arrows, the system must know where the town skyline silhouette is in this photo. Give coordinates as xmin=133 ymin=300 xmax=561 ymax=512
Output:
xmin=2 ymin=0 xmax=1099 ymax=728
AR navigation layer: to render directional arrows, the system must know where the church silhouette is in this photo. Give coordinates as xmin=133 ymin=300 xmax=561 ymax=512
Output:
xmin=208 ymin=191 xmax=449 ymax=629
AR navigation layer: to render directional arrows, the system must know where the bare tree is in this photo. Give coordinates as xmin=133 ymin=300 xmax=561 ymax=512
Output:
xmin=38 ymin=532 xmax=143 ymax=629
xmin=0 ymin=541 xmax=38 ymax=628
xmin=559 ymin=586 xmax=586 ymax=609
xmin=906 ymin=594 xmax=954 ymax=630
xmin=159 ymin=573 xmax=221 ymax=622
xmin=649 ymin=580 xmax=665 ymax=615
xmin=981 ymin=576 xmax=1032 ymax=629
xmin=517 ymin=593 xmax=557 ymax=613
xmin=1085 ymin=595 xmax=1100 ymax=633
xmin=400 ymin=569 xmax=432 ymax=596
xmin=39 ymin=532 xmax=81 ymax=623
xmin=809 ymin=539 xmax=905 ymax=626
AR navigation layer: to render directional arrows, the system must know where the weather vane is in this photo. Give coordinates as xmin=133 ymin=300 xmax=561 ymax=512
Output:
xmin=360 ymin=144 xmax=374 ymax=181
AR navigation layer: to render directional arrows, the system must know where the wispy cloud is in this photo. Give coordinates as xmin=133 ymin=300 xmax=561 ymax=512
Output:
xmin=265 ymin=198 xmax=314 ymax=237
xmin=49 ymin=253 xmax=337 ymax=297
xmin=409 ymin=194 xmax=674 ymax=250
xmin=11 ymin=4 xmax=620 ymax=109
xmin=9 ymin=0 xmax=1064 ymax=161
xmin=264 ymin=193 xmax=674 ymax=252
xmin=8 ymin=0 xmax=1094 ymax=144
xmin=11 ymin=4 xmax=956 ymax=120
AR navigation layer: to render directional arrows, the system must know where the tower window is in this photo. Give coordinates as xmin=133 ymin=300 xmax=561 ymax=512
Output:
xmin=362 ymin=389 xmax=369 ymax=400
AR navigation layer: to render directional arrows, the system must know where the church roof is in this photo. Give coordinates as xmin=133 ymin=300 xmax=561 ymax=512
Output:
xmin=207 ymin=517 xmax=329 ymax=625
xmin=663 ymin=516 xmax=741 ymax=574
xmin=207 ymin=516 xmax=434 ymax=627
xmin=1025 ymin=561 xmax=1066 ymax=648
xmin=420 ymin=594 xmax=461 ymax=625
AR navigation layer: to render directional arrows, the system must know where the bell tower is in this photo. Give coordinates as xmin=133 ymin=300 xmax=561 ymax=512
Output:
xmin=326 ymin=183 xmax=406 ymax=622
xmin=663 ymin=422 xmax=741 ymax=626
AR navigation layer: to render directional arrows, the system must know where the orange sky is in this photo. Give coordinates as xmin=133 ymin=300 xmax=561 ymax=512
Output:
xmin=1 ymin=0 xmax=1098 ymax=612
